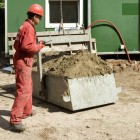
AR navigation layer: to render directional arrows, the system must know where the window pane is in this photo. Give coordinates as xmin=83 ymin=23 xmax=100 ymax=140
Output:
xmin=50 ymin=1 xmax=78 ymax=23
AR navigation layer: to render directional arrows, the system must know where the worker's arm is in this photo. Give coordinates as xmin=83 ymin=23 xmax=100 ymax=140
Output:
xmin=20 ymin=26 xmax=44 ymax=54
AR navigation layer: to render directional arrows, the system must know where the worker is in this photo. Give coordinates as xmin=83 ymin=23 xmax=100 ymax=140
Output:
xmin=10 ymin=4 xmax=45 ymax=132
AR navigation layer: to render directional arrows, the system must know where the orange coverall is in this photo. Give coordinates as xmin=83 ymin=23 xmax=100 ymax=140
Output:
xmin=10 ymin=19 xmax=42 ymax=124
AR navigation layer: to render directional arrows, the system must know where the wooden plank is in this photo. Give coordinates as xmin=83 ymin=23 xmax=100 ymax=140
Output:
xmin=38 ymin=35 xmax=90 ymax=44
xmin=9 ymin=43 xmax=88 ymax=55
xmin=7 ymin=30 xmax=86 ymax=38
xmin=92 ymin=38 xmax=96 ymax=42
xmin=9 ymin=50 xmax=15 ymax=55
xmin=36 ymin=30 xmax=86 ymax=36
xmin=8 ymin=36 xmax=96 ymax=46
xmin=37 ymin=52 xmax=43 ymax=81
xmin=40 ymin=44 xmax=87 ymax=53
xmin=8 ymin=40 xmax=15 ymax=46
xmin=10 ymin=58 xmax=13 ymax=64
xmin=8 ymin=32 xmax=17 ymax=37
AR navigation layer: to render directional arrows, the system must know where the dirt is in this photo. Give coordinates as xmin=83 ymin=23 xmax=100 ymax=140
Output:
xmin=0 ymin=52 xmax=140 ymax=140
xmin=33 ymin=50 xmax=112 ymax=78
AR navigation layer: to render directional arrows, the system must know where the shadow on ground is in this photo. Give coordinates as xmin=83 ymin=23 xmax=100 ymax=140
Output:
xmin=0 ymin=84 xmax=15 ymax=100
xmin=0 ymin=110 xmax=11 ymax=130
xmin=33 ymin=97 xmax=115 ymax=114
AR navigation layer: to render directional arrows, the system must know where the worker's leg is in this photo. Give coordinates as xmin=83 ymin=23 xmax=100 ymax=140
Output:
xmin=10 ymin=66 xmax=32 ymax=124
xmin=22 ymin=88 xmax=32 ymax=118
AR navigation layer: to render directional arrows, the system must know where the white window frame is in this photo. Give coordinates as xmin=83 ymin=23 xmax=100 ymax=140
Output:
xmin=45 ymin=0 xmax=83 ymax=29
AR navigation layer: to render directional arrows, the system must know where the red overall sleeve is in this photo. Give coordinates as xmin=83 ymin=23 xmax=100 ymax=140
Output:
xmin=20 ymin=26 xmax=41 ymax=55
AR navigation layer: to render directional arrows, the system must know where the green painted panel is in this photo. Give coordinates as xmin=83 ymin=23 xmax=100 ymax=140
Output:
xmin=8 ymin=0 xmax=45 ymax=32
xmin=122 ymin=3 xmax=138 ymax=15
xmin=90 ymin=0 xmax=139 ymax=53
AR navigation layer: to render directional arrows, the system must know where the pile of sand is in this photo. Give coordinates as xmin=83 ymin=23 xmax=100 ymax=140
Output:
xmin=35 ymin=50 xmax=113 ymax=78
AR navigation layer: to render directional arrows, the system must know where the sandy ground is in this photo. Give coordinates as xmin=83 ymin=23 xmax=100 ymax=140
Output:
xmin=0 ymin=60 xmax=140 ymax=140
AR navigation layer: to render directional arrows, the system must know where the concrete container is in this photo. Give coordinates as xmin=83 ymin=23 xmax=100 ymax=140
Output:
xmin=32 ymin=72 xmax=120 ymax=111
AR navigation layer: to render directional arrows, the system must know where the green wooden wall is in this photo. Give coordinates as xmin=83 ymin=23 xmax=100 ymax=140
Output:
xmin=90 ymin=0 xmax=139 ymax=52
xmin=8 ymin=0 xmax=45 ymax=32
xmin=7 ymin=0 xmax=139 ymax=53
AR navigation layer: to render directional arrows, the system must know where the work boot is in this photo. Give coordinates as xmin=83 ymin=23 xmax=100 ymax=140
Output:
xmin=22 ymin=110 xmax=36 ymax=119
xmin=10 ymin=123 xmax=26 ymax=132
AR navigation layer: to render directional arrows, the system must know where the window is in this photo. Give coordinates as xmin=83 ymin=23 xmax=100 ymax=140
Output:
xmin=45 ymin=0 xmax=83 ymax=29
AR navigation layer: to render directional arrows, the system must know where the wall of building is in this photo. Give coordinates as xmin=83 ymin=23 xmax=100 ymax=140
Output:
xmin=7 ymin=0 xmax=45 ymax=32
xmin=7 ymin=0 xmax=139 ymax=53
xmin=90 ymin=0 xmax=139 ymax=53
